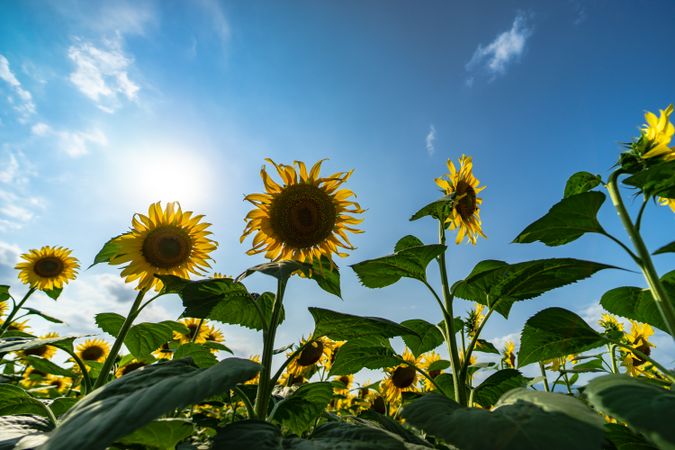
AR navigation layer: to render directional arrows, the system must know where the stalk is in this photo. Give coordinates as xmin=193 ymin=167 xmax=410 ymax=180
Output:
xmin=606 ymin=171 xmax=675 ymax=338
xmin=0 ymin=287 xmax=36 ymax=335
xmin=539 ymin=362 xmax=551 ymax=392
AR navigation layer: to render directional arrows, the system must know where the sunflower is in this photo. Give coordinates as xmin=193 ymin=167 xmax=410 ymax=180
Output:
xmin=0 ymin=300 xmax=7 ymax=318
xmin=40 ymin=375 xmax=72 ymax=395
xmin=419 ymin=351 xmax=443 ymax=391
xmin=152 ymin=342 xmax=174 ymax=360
xmin=434 ymin=155 xmax=486 ymax=245
xmin=621 ymin=321 xmax=656 ymax=376
xmin=640 ymin=104 xmax=675 ymax=160
xmin=465 ymin=303 xmax=485 ymax=338
xmin=502 ymin=340 xmax=516 ymax=369
xmin=110 ymin=202 xmax=218 ymax=291
xmin=20 ymin=332 xmax=59 ymax=360
xmin=245 ymin=355 xmax=261 ymax=385
xmin=331 ymin=374 xmax=354 ymax=411
xmin=241 ymin=159 xmax=364 ymax=264
xmin=21 ymin=366 xmax=48 ymax=388
xmin=286 ymin=336 xmax=337 ymax=377
xmin=6 ymin=320 xmax=30 ymax=334
xmin=76 ymin=338 xmax=110 ymax=363
xmin=658 ymin=197 xmax=675 ymax=213
xmin=174 ymin=318 xmax=208 ymax=344
xmin=115 ymin=359 xmax=147 ymax=378
xmin=203 ymin=324 xmax=224 ymax=343
xmin=380 ymin=349 xmax=421 ymax=403
xmin=15 ymin=246 xmax=79 ymax=291
xmin=599 ymin=313 xmax=624 ymax=335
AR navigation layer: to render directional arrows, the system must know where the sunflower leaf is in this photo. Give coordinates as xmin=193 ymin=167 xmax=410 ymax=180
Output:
xmin=48 ymin=398 xmax=78 ymax=418
xmin=43 ymin=287 xmax=62 ymax=300
xmin=623 ymin=160 xmax=675 ymax=199
xmin=20 ymin=307 xmax=63 ymax=324
xmin=23 ymin=356 xmax=76 ymax=378
xmin=452 ymin=258 xmax=617 ymax=318
xmin=125 ymin=321 xmax=179 ymax=359
xmin=237 ymin=258 xmax=341 ymax=298
xmin=155 ymin=274 xmax=192 ymax=294
xmin=173 ymin=343 xmax=217 ymax=368
xmin=0 ymin=285 xmax=10 ymax=302
xmin=89 ymin=233 xmax=129 ymax=269
xmin=600 ymin=271 xmax=675 ymax=335
xmin=95 ymin=312 xmax=125 ymax=338
xmin=402 ymin=391 xmax=603 ymax=450
xmin=43 ymin=358 xmax=260 ymax=450
xmin=117 ymin=418 xmax=194 ymax=449
xmin=654 ymin=241 xmax=675 ymax=255
xmin=603 ymin=423 xmax=658 ymax=450
xmin=410 ymin=194 xmax=456 ymax=222
xmin=0 ymin=384 xmax=51 ymax=418
xmin=0 ymin=336 xmax=77 ymax=354
xmin=513 ymin=191 xmax=606 ymax=246
xmin=271 ymin=382 xmax=333 ymax=436
xmin=564 ymin=172 xmax=602 ymax=198
xmin=518 ymin=307 xmax=606 ymax=368
xmin=472 ymin=369 xmax=530 ymax=408
xmin=0 ymin=415 xmax=53 ymax=449
xmin=309 ymin=307 xmax=417 ymax=341
xmin=400 ymin=319 xmax=444 ymax=358
xmin=329 ymin=342 xmax=399 ymax=376
xmin=350 ymin=243 xmax=446 ymax=288
xmin=585 ymin=375 xmax=675 ymax=450
xmin=474 ymin=339 xmax=500 ymax=354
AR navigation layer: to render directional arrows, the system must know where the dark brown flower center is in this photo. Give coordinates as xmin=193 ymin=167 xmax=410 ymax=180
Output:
xmin=391 ymin=366 xmax=416 ymax=389
xmin=187 ymin=324 xmax=200 ymax=339
xmin=297 ymin=341 xmax=324 ymax=366
xmin=631 ymin=339 xmax=651 ymax=366
xmin=33 ymin=257 xmax=64 ymax=278
xmin=81 ymin=346 xmax=105 ymax=361
xmin=269 ymin=184 xmax=337 ymax=249
xmin=142 ymin=226 xmax=192 ymax=269
xmin=429 ymin=369 xmax=441 ymax=379
xmin=371 ymin=396 xmax=386 ymax=414
xmin=455 ymin=181 xmax=477 ymax=220
xmin=24 ymin=345 xmax=48 ymax=357
xmin=338 ymin=376 xmax=350 ymax=386
xmin=120 ymin=361 xmax=146 ymax=376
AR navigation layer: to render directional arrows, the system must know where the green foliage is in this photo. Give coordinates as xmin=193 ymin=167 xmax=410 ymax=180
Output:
xmin=400 ymin=319 xmax=444 ymax=358
xmin=48 ymin=398 xmax=78 ymax=418
xmin=43 ymin=287 xmax=63 ymax=300
xmin=238 ymin=258 xmax=341 ymax=298
xmin=89 ymin=234 xmax=128 ymax=268
xmin=23 ymin=356 xmax=76 ymax=378
xmin=0 ymin=285 xmax=9 ymax=302
xmin=472 ymin=369 xmax=530 ymax=408
xmin=452 ymin=258 xmax=615 ymax=318
xmin=623 ymin=160 xmax=675 ymax=199
xmin=126 ymin=321 xmax=186 ymax=359
xmin=564 ymin=172 xmax=602 ymax=198
xmin=0 ymin=336 xmax=76 ymax=355
xmin=271 ymin=382 xmax=333 ymax=435
xmin=350 ymin=236 xmax=446 ymax=288
xmin=309 ymin=307 xmax=416 ymax=341
xmin=21 ymin=307 xmax=63 ymax=324
xmin=518 ymin=307 xmax=606 ymax=367
xmin=95 ymin=312 xmax=125 ymax=337
xmin=603 ymin=423 xmax=658 ymax=450
xmin=0 ymin=384 xmax=51 ymax=417
xmin=600 ymin=271 xmax=675 ymax=334
xmin=0 ymin=415 xmax=53 ymax=449
xmin=173 ymin=343 xmax=217 ymax=368
xmin=328 ymin=342 xmax=399 ymax=376
xmin=474 ymin=339 xmax=500 ymax=354
xmin=585 ymin=375 xmax=675 ymax=450
xmin=117 ymin=418 xmax=194 ymax=450
xmin=42 ymin=358 xmax=260 ymax=450
xmin=513 ymin=191 xmax=606 ymax=246
xmin=403 ymin=390 xmax=603 ymax=450
xmin=653 ymin=240 xmax=675 ymax=255
xmin=410 ymin=195 xmax=456 ymax=222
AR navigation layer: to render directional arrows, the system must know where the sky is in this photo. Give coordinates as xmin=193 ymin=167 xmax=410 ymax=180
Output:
xmin=1 ymin=0 xmax=674 ymax=380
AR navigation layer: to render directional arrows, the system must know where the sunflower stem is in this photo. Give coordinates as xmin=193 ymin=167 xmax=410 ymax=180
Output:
xmin=233 ymin=385 xmax=255 ymax=419
xmin=254 ymin=275 xmax=288 ymax=420
xmin=606 ymin=170 xmax=675 ymax=339
xmin=458 ymin=306 xmax=495 ymax=386
xmin=93 ymin=288 xmax=147 ymax=389
xmin=608 ymin=344 xmax=619 ymax=374
xmin=191 ymin=319 xmax=205 ymax=343
xmin=539 ymin=362 xmax=551 ymax=392
xmin=437 ymin=221 xmax=467 ymax=406
xmin=0 ymin=287 xmax=36 ymax=336
xmin=63 ymin=347 xmax=93 ymax=395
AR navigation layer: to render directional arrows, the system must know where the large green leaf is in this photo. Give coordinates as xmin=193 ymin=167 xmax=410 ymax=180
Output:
xmin=117 ymin=418 xmax=193 ymax=450
xmin=474 ymin=339 xmax=500 ymax=354
xmin=0 ymin=336 xmax=77 ymax=355
xmin=351 ymin=236 xmax=446 ymax=288
xmin=125 ymin=321 xmax=180 ymax=359
xmin=472 ymin=369 xmax=530 ymax=408
xmin=564 ymin=172 xmax=602 ymax=198
xmin=355 ymin=410 xmax=433 ymax=448
xmin=180 ymin=278 xmax=281 ymax=330
xmin=513 ymin=191 xmax=606 ymax=246
xmin=0 ymin=415 xmax=52 ymax=450
xmin=623 ymin=160 xmax=675 ymax=199
xmin=653 ymin=241 xmax=675 ymax=255
xmin=23 ymin=356 xmax=76 ymax=378
xmin=585 ymin=375 xmax=675 ymax=450
xmin=410 ymin=194 xmax=456 ymax=222
xmin=600 ymin=271 xmax=675 ymax=335
xmin=518 ymin=307 xmax=606 ymax=367
xmin=41 ymin=358 xmax=260 ymax=450
xmin=173 ymin=343 xmax=217 ymax=368
xmin=94 ymin=312 xmax=125 ymax=338
xmin=0 ymin=286 xmax=9 ymax=302
xmin=272 ymin=382 xmax=333 ymax=436
xmin=238 ymin=258 xmax=341 ymax=298
xmin=213 ymin=420 xmax=282 ymax=450
xmin=0 ymin=384 xmax=50 ymax=417
xmin=329 ymin=342 xmax=399 ymax=376
xmin=452 ymin=258 xmax=616 ymax=318
xmin=603 ymin=423 xmax=658 ymax=450
xmin=400 ymin=319 xmax=444 ymax=358
xmin=309 ymin=307 xmax=416 ymax=341
xmin=21 ymin=308 xmax=63 ymax=324
xmin=89 ymin=234 xmax=128 ymax=268
xmin=402 ymin=390 xmax=603 ymax=450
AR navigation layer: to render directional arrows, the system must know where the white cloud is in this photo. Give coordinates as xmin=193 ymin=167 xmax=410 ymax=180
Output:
xmin=466 ymin=12 xmax=533 ymax=83
xmin=68 ymin=38 xmax=139 ymax=113
xmin=0 ymin=149 xmax=44 ymax=231
xmin=32 ymin=122 xmax=107 ymax=157
xmin=0 ymin=54 xmax=36 ymax=121
xmin=425 ymin=124 xmax=436 ymax=156
xmin=196 ymin=0 xmax=230 ymax=47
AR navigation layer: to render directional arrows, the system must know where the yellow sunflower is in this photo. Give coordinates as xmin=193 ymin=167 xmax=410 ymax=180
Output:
xmin=502 ymin=340 xmax=516 ymax=369
xmin=20 ymin=332 xmax=60 ymax=360
xmin=76 ymin=338 xmax=110 ymax=363
xmin=6 ymin=320 xmax=30 ymax=334
xmin=110 ymin=201 xmax=218 ymax=291
xmin=152 ymin=342 xmax=174 ymax=360
xmin=380 ymin=349 xmax=421 ymax=402
xmin=287 ymin=336 xmax=337 ymax=377
xmin=174 ymin=318 xmax=208 ymax=344
xmin=15 ymin=246 xmax=79 ymax=291
xmin=419 ymin=351 xmax=443 ymax=391
xmin=39 ymin=375 xmax=72 ymax=395
xmin=641 ymin=104 xmax=675 ymax=160
xmin=599 ymin=314 xmax=624 ymax=334
xmin=21 ymin=366 xmax=48 ymax=388
xmin=434 ymin=155 xmax=486 ymax=245
xmin=331 ymin=374 xmax=355 ymax=411
xmin=621 ymin=321 xmax=656 ymax=376
xmin=658 ymin=197 xmax=675 ymax=213
xmin=465 ymin=303 xmax=485 ymax=338
xmin=0 ymin=301 xmax=7 ymax=318
xmin=241 ymin=159 xmax=364 ymax=264
xmin=115 ymin=359 xmax=147 ymax=378
xmin=245 ymin=355 xmax=261 ymax=385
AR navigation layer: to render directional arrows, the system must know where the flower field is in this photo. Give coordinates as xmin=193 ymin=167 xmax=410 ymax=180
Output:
xmin=1 ymin=105 xmax=674 ymax=449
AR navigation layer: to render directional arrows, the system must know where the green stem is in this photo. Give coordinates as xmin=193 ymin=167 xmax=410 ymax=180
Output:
xmin=64 ymin=348 xmax=93 ymax=395
xmin=232 ymin=385 xmax=255 ymax=419
xmin=437 ymin=221 xmax=467 ymax=406
xmin=191 ymin=319 xmax=205 ymax=343
xmin=0 ymin=287 xmax=36 ymax=336
xmin=459 ymin=307 xmax=495 ymax=381
xmin=93 ymin=289 xmax=147 ymax=389
xmin=254 ymin=276 xmax=288 ymax=419
xmin=40 ymin=401 xmax=58 ymax=426
xmin=608 ymin=344 xmax=619 ymax=374
xmin=607 ymin=171 xmax=675 ymax=338
xmin=635 ymin=196 xmax=649 ymax=232
xmin=539 ymin=362 xmax=551 ymax=392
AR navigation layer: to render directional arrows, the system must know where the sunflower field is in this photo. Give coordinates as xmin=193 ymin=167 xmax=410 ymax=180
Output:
xmin=0 ymin=105 xmax=674 ymax=450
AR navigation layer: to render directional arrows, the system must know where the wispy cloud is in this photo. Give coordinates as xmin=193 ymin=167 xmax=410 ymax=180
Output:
xmin=68 ymin=38 xmax=140 ymax=113
xmin=32 ymin=122 xmax=107 ymax=157
xmin=0 ymin=240 xmax=21 ymax=279
xmin=0 ymin=54 xmax=36 ymax=122
xmin=425 ymin=125 xmax=436 ymax=156
xmin=465 ymin=12 xmax=533 ymax=84
xmin=196 ymin=0 xmax=230 ymax=48
xmin=0 ymin=149 xmax=44 ymax=232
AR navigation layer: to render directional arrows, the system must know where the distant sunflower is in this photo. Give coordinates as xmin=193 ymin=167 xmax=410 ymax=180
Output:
xmin=434 ymin=155 xmax=486 ymax=245
xmin=331 ymin=374 xmax=354 ymax=410
xmin=241 ymin=159 xmax=364 ymax=264
xmin=419 ymin=351 xmax=443 ymax=391
xmin=21 ymin=366 xmax=47 ymax=388
xmin=152 ymin=342 xmax=173 ymax=360
xmin=20 ymin=332 xmax=59 ymax=360
xmin=380 ymin=349 xmax=421 ymax=402
xmin=245 ymin=355 xmax=261 ymax=385
xmin=203 ymin=324 xmax=224 ymax=343
xmin=174 ymin=318 xmax=208 ymax=344
xmin=287 ymin=336 xmax=336 ymax=377
xmin=15 ymin=246 xmax=79 ymax=291
xmin=465 ymin=303 xmax=485 ymax=338
xmin=640 ymin=104 xmax=675 ymax=160
xmin=658 ymin=197 xmax=675 ymax=213
xmin=622 ymin=321 xmax=656 ymax=376
xmin=0 ymin=301 xmax=7 ymax=318
xmin=6 ymin=320 xmax=30 ymax=334
xmin=502 ymin=340 xmax=516 ymax=369
xmin=115 ymin=359 xmax=147 ymax=378
xmin=110 ymin=202 xmax=218 ymax=291
xmin=76 ymin=338 xmax=110 ymax=363
xmin=41 ymin=375 xmax=72 ymax=395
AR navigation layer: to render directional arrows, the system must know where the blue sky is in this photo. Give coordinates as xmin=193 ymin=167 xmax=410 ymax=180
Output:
xmin=1 ymin=0 xmax=673 ymax=375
